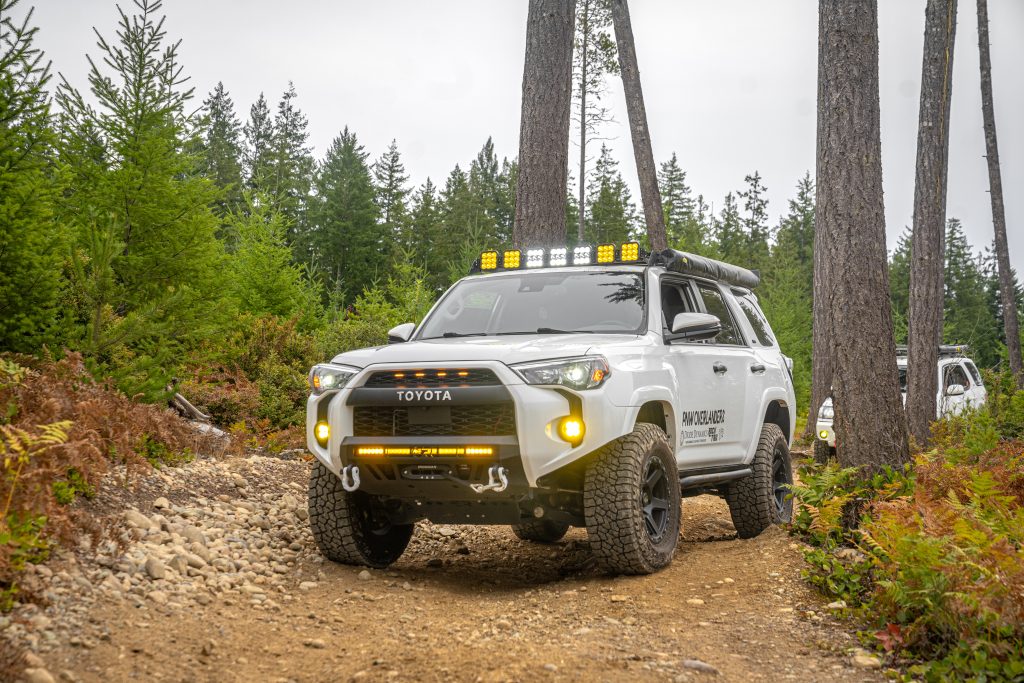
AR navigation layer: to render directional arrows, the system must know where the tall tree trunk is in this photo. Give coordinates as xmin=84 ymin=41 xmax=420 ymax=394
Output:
xmin=977 ymin=0 xmax=1023 ymax=388
xmin=514 ymin=0 xmax=576 ymax=248
xmin=578 ymin=0 xmax=589 ymax=242
xmin=907 ymin=0 xmax=958 ymax=446
xmin=806 ymin=3 xmax=833 ymax=442
xmin=609 ymin=0 xmax=667 ymax=252
xmin=817 ymin=0 xmax=910 ymax=472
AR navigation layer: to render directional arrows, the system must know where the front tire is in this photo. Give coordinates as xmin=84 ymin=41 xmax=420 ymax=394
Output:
xmin=584 ymin=423 xmax=681 ymax=575
xmin=725 ymin=423 xmax=793 ymax=539
xmin=512 ymin=519 xmax=570 ymax=543
xmin=308 ymin=461 xmax=413 ymax=568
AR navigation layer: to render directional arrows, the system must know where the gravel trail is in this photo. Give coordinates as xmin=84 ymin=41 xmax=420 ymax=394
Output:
xmin=4 ymin=452 xmax=886 ymax=683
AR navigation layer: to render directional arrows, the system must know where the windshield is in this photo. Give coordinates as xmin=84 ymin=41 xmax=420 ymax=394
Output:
xmin=416 ymin=271 xmax=645 ymax=339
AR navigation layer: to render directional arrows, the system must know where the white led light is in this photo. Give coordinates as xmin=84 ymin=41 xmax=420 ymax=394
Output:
xmin=526 ymin=249 xmax=545 ymax=268
xmin=572 ymin=246 xmax=592 ymax=265
xmin=549 ymin=247 xmax=568 ymax=267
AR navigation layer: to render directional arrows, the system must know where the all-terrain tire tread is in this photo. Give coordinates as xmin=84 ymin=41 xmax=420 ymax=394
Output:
xmin=307 ymin=461 xmax=412 ymax=568
xmin=583 ymin=423 xmax=680 ymax=575
xmin=724 ymin=423 xmax=789 ymax=539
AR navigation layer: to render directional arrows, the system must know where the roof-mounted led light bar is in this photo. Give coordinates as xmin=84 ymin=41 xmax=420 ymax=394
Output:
xmin=471 ymin=242 xmax=647 ymax=273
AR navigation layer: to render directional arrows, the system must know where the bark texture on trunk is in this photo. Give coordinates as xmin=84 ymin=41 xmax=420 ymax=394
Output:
xmin=817 ymin=0 xmax=910 ymax=471
xmin=578 ymin=1 xmax=589 ymax=242
xmin=609 ymin=0 xmax=667 ymax=252
xmin=806 ymin=2 xmax=833 ymax=441
xmin=977 ymin=0 xmax=1023 ymax=388
xmin=514 ymin=0 xmax=576 ymax=248
xmin=907 ymin=0 xmax=958 ymax=446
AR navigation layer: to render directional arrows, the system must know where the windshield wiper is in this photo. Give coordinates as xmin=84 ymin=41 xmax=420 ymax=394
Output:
xmin=496 ymin=328 xmax=595 ymax=335
xmin=419 ymin=332 xmax=489 ymax=340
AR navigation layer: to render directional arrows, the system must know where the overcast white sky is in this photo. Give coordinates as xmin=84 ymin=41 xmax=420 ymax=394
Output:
xmin=28 ymin=0 xmax=1024 ymax=274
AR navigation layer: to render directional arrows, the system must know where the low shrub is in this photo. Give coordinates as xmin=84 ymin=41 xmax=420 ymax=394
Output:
xmin=0 ymin=353 xmax=220 ymax=606
xmin=791 ymin=432 xmax=1024 ymax=680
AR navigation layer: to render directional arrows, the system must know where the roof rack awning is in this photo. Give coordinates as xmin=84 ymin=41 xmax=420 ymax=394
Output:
xmin=654 ymin=249 xmax=760 ymax=289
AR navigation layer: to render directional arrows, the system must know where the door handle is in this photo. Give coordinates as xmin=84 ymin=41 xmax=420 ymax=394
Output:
xmin=750 ymin=363 xmax=766 ymax=374
xmin=713 ymin=362 xmax=728 ymax=375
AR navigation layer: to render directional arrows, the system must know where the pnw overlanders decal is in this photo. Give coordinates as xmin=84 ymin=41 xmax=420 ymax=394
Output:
xmin=680 ymin=408 xmax=726 ymax=445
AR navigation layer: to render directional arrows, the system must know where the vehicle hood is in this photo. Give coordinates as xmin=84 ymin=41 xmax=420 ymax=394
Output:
xmin=330 ymin=334 xmax=642 ymax=368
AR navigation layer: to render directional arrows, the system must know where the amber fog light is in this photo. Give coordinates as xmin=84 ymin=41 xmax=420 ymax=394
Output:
xmin=314 ymin=421 xmax=330 ymax=447
xmin=557 ymin=416 xmax=585 ymax=445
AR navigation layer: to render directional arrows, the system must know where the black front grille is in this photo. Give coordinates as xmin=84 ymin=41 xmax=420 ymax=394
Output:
xmin=353 ymin=404 xmax=516 ymax=437
xmin=363 ymin=368 xmax=501 ymax=388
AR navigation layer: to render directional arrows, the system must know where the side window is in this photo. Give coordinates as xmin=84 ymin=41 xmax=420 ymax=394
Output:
xmin=944 ymin=365 xmax=969 ymax=389
xmin=660 ymin=279 xmax=697 ymax=331
xmin=736 ymin=295 xmax=775 ymax=347
xmin=964 ymin=361 xmax=984 ymax=387
xmin=696 ymin=283 xmax=743 ymax=346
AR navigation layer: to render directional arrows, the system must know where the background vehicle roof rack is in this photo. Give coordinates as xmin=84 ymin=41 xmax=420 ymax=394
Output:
xmin=895 ymin=344 xmax=969 ymax=357
xmin=651 ymin=249 xmax=761 ymax=289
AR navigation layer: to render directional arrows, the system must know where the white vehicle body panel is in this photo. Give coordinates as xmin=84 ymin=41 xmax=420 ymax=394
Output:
xmin=815 ymin=356 xmax=989 ymax=448
xmin=308 ymin=266 xmax=796 ymax=489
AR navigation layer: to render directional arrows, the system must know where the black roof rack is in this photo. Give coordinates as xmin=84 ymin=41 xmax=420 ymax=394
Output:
xmin=651 ymin=249 xmax=760 ymax=289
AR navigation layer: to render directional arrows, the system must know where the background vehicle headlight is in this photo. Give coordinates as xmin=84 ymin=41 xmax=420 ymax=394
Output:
xmin=819 ymin=405 xmax=834 ymax=420
xmin=309 ymin=364 xmax=358 ymax=394
xmin=512 ymin=356 xmax=610 ymax=390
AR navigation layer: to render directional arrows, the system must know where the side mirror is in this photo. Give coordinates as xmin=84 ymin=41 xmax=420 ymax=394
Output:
xmin=945 ymin=383 xmax=965 ymax=397
xmin=668 ymin=312 xmax=722 ymax=342
xmin=387 ymin=322 xmax=416 ymax=344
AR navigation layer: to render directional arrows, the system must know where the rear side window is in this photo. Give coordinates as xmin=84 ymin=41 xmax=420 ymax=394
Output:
xmin=696 ymin=283 xmax=743 ymax=346
xmin=737 ymin=295 xmax=775 ymax=347
xmin=964 ymin=361 xmax=984 ymax=387
xmin=944 ymin=364 xmax=970 ymax=389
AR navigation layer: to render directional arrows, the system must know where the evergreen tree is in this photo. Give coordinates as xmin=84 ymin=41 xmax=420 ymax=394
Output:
xmin=467 ymin=137 xmax=507 ymax=245
xmin=712 ymin=193 xmax=743 ymax=263
xmin=759 ymin=176 xmax=816 ymax=406
xmin=944 ymin=218 xmax=1001 ymax=367
xmin=405 ymin=179 xmax=447 ymax=291
xmin=0 ymin=0 xmax=64 ymax=352
xmin=268 ymin=82 xmax=314 ymax=249
xmin=738 ymin=171 xmax=771 ymax=267
xmin=496 ymin=157 xmax=518 ymax=240
xmin=309 ymin=127 xmax=380 ymax=302
xmin=243 ymin=92 xmax=273 ymax=189
xmin=658 ymin=153 xmax=704 ymax=251
xmin=373 ymin=139 xmax=410 ymax=247
xmin=585 ymin=144 xmax=636 ymax=244
xmin=889 ymin=229 xmax=912 ymax=343
xmin=199 ymin=81 xmax=244 ymax=219
xmin=55 ymin=0 xmax=225 ymax=395
xmin=227 ymin=194 xmax=322 ymax=325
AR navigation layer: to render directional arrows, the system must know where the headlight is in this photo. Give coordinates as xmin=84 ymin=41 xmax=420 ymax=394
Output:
xmin=819 ymin=405 xmax=834 ymax=420
xmin=309 ymin=364 xmax=359 ymax=395
xmin=512 ymin=356 xmax=610 ymax=390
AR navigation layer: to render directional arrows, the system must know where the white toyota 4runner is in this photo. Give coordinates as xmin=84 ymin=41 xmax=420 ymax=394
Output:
xmin=815 ymin=344 xmax=988 ymax=460
xmin=306 ymin=243 xmax=797 ymax=575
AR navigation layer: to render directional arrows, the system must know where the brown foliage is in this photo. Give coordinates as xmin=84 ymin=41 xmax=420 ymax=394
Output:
xmin=0 ymin=352 xmax=222 ymax=595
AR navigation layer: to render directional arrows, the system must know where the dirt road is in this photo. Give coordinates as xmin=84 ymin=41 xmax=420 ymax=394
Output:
xmin=6 ymin=453 xmax=885 ymax=682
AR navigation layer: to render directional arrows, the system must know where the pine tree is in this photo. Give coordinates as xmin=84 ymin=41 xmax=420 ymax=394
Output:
xmin=944 ymin=218 xmax=1001 ymax=367
xmin=888 ymin=229 xmax=912 ymax=343
xmin=243 ymin=92 xmax=273 ymax=189
xmin=572 ymin=0 xmax=617 ymax=241
xmin=405 ymin=179 xmax=447 ymax=291
xmin=227 ymin=194 xmax=322 ymax=324
xmin=739 ymin=171 xmax=771 ymax=268
xmin=199 ymin=81 xmax=244 ymax=219
xmin=0 ymin=0 xmax=64 ymax=352
xmin=712 ymin=193 xmax=743 ymax=263
xmin=658 ymin=153 xmax=702 ymax=251
xmin=373 ymin=139 xmax=410 ymax=248
xmin=585 ymin=144 xmax=636 ymax=244
xmin=468 ymin=137 xmax=507 ymax=245
xmin=268 ymin=82 xmax=314 ymax=249
xmin=309 ymin=127 xmax=380 ymax=302
xmin=55 ymin=0 xmax=225 ymax=395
